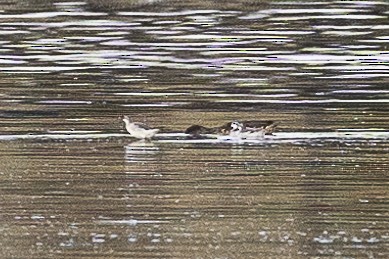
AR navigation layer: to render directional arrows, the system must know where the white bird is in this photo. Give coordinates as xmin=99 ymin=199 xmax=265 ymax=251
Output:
xmin=122 ymin=115 xmax=159 ymax=139
xmin=229 ymin=121 xmax=266 ymax=139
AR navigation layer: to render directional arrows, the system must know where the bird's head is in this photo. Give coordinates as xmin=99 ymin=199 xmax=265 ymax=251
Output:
xmin=230 ymin=121 xmax=243 ymax=131
xmin=121 ymin=115 xmax=131 ymax=123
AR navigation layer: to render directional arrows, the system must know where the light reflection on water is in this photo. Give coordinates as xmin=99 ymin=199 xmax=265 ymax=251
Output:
xmin=1 ymin=0 xmax=389 ymax=258
xmin=2 ymin=136 xmax=388 ymax=258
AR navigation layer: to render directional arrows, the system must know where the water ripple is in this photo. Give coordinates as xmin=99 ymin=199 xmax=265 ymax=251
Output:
xmin=0 ymin=11 xmax=106 ymax=19
xmin=1 ymin=2 xmax=389 ymax=258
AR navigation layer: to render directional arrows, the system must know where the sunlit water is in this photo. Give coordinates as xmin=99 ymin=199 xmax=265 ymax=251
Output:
xmin=1 ymin=0 xmax=389 ymax=258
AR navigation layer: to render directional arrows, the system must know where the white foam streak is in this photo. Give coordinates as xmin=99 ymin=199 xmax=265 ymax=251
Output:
xmin=0 ymin=11 xmax=106 ymax=19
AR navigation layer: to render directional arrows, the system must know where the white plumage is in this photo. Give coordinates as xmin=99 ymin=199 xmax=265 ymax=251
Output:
xmin=122 ymin=116 xmax=159 ymax=139
xmin=229 ymin=121 xmax=266 ymax=139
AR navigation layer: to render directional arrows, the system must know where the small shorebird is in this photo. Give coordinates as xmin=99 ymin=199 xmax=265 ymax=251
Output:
xmin=184 ymin=124 xmax=227 ymax=136
xmin=122 ymin=115 xmax=159 ymax=139
xmin=185 ymin=120 xmax=277 ymax=137
xmin=229 ymin=121 xmax=267 ymax=139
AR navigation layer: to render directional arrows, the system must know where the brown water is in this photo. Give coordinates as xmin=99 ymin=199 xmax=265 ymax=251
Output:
xmin=1 ymin=0 xmax=389 ymax=258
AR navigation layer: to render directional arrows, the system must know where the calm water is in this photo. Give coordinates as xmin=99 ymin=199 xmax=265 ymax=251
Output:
xmin=1 ymin=0 xmax=389 ymax=258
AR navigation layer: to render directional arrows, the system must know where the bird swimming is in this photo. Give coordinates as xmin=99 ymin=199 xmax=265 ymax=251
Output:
xmin=184 ymin=124 xmax=229 ymax=136
xmin=122 ymin=115 xmax=159 ymax=139
xmin=229 ymin=121 xmax=267 ymax=139
xmin=185 ymin=120 xmax=278 ymax=137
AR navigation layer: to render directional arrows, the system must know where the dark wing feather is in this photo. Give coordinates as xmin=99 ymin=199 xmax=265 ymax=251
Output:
xmin=216 ymin=122 xmax=232 ymax=135
xmin=242 ymin=121 xmax=278 ymax=135
xmin=243 ymin=120 xmax=275 ymax=128
xmin=133 ymin=122 xmax=152 ymax=130
xmin=185 ymin=125 xmax=207 ymax=134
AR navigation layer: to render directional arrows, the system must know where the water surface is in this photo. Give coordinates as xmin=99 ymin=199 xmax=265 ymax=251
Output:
xmin=1 ymin=0 xmax=389 ymax=258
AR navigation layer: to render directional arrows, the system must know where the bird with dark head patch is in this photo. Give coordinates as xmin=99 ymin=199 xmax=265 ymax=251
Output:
xmin=185 ymin=120 xmax=278 ymax=138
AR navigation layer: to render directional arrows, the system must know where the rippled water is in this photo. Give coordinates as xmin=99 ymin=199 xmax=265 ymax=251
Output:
xmin=1 ymin=0 xmax=389 ymax=258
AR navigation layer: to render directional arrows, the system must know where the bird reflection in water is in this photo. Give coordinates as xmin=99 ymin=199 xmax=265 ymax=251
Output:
xmin=124 ymin=139 xmax=160 ymax=163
